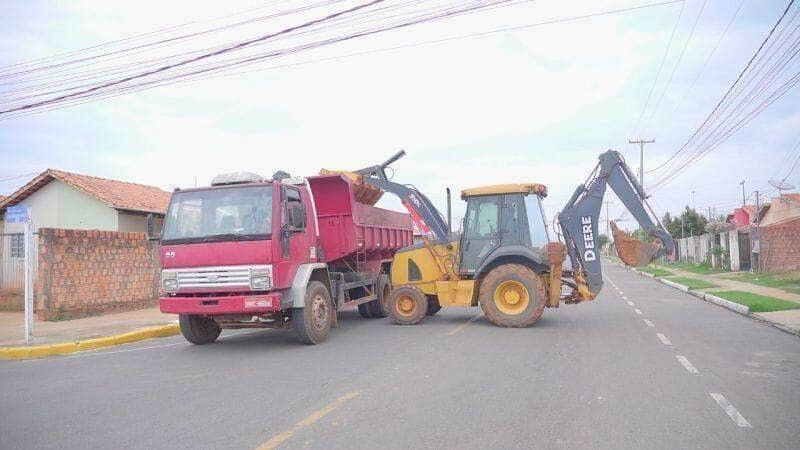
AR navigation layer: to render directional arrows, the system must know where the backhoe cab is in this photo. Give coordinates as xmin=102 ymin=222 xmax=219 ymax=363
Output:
xmin=356 ymin=150 xmax=673 ymax=327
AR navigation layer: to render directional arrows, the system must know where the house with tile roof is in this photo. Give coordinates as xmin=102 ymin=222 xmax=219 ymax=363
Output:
xmin=0 ymin=169 xmax=171 ymax=235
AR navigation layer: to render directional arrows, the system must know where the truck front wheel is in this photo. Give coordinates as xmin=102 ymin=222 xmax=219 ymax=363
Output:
xmin=293 ymin=281 xmax=333 ymax=345
xmin=179 ymin=314 xmax=221 ymax=345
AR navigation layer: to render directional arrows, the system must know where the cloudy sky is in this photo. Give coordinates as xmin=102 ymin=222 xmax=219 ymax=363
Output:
xmin=1 ymin=0 xmax=797 ymax=231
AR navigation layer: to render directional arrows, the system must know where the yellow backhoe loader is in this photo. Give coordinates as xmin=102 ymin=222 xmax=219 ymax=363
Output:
xmin=350 ymin=150 xmax=674 ymax=327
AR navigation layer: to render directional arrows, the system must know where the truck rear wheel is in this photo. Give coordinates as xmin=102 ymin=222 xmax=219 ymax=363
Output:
xmin=387 ymin=285 xmax=428 ymax=325
xmin=179 ymin=314 xmax=221 ymax=345
xmin=368 ymin=274 xmax=391 ymax=318
xmin=357 ymin=303 xmax=373 ymax=318
xmin=479 ymin=264 xmax=546 ymax=328
xmin=426 ymin=296 xmax=441 ymax=316
xmin=293 ymin=281 xmax=333 ymax=345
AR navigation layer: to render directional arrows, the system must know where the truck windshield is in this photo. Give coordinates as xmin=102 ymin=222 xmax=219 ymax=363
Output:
xmin=162 ymin=185 xmax=273 ymax=243
xmin=525 ymin=194 xmax=550 ymax=247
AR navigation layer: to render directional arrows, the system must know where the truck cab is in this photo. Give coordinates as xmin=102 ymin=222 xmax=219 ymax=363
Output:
xmin=158 ymin=172 xmax=413 ymax=345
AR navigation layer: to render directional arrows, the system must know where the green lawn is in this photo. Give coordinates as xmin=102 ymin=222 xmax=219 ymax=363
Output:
xmin=638 ymin=266 xmax=674 ymax=277
xmin=666 ymin=276 xmax=717 ymax=290
xmin=724 ymin=272 xmax=800 ymax=295
xmin=666 ymin=262 xmax=729 ymax=275
xmin=707 ymin=290 xmax=800 ymax=313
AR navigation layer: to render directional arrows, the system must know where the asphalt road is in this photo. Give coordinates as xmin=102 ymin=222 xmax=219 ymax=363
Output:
xmin=2 ymin=262 xmax=799 ymax=449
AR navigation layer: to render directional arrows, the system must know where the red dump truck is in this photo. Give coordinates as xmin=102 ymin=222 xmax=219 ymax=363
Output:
xmin=157 ymin=171 xmax=413 ymax=345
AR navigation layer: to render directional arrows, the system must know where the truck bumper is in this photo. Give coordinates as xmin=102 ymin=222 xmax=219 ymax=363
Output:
xmin=160 ymin=292 xmax=283 ymax=315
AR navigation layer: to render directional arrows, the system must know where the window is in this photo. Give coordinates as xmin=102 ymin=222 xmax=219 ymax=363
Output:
xmin=501 ymin=194 xmax=525 ymax=245
xmin=162 ymin=185 xmax=273 ymax=242
xmin=408 ymin=259 xmax=422 ymax=281
xmin=524 ymin=194 xmax=550 ymax=247
xmin=464 ymin=195 xmax=500 ymax=239
xmin=10 ymin=234 xmax=24 ymax=258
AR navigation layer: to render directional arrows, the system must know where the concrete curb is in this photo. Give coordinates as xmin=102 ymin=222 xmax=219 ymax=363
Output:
xmin=0 ymin=323 xmax=180 ymax=360
xmin=615 ymin=262 xmax=800 ymax=337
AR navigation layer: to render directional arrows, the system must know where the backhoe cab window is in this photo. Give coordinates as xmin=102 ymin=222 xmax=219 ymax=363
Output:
xmin=525 ymin=194 xmax=550 ymax=247
xmin=464 ymin=196 xmax=499 ymax=239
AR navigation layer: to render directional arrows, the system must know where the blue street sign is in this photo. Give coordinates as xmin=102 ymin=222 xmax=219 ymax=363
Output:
xmin=6 ymin=205 xmax=30 ymax=223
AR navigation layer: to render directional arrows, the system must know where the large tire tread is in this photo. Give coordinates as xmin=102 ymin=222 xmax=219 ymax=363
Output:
xmin=179 ymin=314 xmax=221 ymax=345
xmin=478 ymin=264 xmax=545 ymax=328
xmin=293 ymin=281 xmax=333 ymax=345
xmin=387 ymin=284 xmax=428 ymax=325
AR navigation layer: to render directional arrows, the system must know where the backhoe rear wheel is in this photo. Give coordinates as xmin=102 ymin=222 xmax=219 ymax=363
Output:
xmin=387 ymin=285 xmax=428 ymax=325
xmin=479 ymin=264 xmax=545 ymax=328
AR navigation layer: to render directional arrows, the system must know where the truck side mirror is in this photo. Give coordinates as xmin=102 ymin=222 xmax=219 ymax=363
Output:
xmin=146 ymin=213 xmax=161 ymax=241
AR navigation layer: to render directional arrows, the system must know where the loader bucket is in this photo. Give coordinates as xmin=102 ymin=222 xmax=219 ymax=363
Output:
xmin=611 ymin=221 xmax=660 ymax=267
xmin=319 ymin=169 xmax=384 ymax=205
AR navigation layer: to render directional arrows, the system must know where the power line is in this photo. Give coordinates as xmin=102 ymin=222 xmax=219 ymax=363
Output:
xmin=647 ymin=0 xmax=799 ymax=190
xmin=629 ymin=0 xmax=686 ymax=137
xmin=642 ymin=0 xmax=708 ymax=131
xmin=0 ymin=0 xmax=685 ymax=120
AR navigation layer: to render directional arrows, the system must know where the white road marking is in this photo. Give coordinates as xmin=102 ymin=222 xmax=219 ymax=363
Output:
xmin=618 ymin=291 xmax=624 ymax=295
xmin=627 ymin=301 xmax=635 ymax=306
xmin=656 ymin=333 xmax=672 ymax=345
xmin=710 ymin=393 xmax=752 ymax=428
xmin=622 ymin=296 xmax=628 ymax=300
xmin=740 ymin=371 xmax=776 ymax=378
xmin=643 ymin=319 xmax=655 ymax=327
xmin=634 ymin=308 xmax=643 ymax=315
xmin=676 ymin=355 xmax=699 ymax=374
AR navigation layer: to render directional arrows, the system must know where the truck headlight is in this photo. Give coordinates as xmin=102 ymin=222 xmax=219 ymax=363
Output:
xmin=162 ymin=271 xmax=178 ymax=291
xmin=250 ymin=266 xmax=272 ymax=291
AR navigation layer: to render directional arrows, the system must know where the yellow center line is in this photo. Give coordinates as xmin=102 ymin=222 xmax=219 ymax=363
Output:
xmin=256 ymin=390 xmax=360 ymax=450
xmin=447 ymin=313 xmax=483 ymax=336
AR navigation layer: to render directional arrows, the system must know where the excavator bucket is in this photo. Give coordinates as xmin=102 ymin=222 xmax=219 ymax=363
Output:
xmin=611 ymin=221 xmax=660 ymax=267
xmin=319 ymin=169 xmax=384 ymax=205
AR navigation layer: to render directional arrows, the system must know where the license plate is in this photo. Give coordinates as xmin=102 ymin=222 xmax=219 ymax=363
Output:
xmin=245 ymin=298 xmax=272 ymax=309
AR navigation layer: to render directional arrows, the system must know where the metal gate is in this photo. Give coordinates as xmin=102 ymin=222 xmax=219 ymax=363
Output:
xmin=738 ymin=231 xmax=751 ymax=271
xmin=0 ymin=232 xmax=37 ymax=307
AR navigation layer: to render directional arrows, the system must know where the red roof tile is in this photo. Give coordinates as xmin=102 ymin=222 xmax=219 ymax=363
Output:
xmin=0 ymin=169 xmax=171 ymax=215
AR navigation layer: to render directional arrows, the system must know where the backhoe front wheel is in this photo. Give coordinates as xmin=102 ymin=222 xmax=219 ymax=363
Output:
xmin=479 ymin=264 xmax=545 ymax=328
xmin=387 ymin=285 xmax=428 ymax=325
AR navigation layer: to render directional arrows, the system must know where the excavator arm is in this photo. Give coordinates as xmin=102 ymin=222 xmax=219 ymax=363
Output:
xmin=356 ymin=150 xmax=451 ymax=244
xmin=557 ymin=150 xmax=674 ymax=299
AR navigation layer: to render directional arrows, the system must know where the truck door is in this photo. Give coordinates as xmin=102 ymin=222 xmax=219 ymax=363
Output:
xmin=459 ymin=195 xmax=501 ymax=273
xmin=279 ymin=185 xmax=311 ymax=267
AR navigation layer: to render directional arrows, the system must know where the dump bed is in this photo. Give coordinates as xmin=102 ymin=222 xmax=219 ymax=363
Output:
xmin=307 ymin=174 xmax=413 ymax=263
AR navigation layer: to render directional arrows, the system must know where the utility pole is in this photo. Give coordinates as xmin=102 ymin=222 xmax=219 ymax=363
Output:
xmin=692 ymin=190 xmax=696 ymax=210
xmin=754 ymin=190 xmax=761 ymax=271
xmin=739 ymin=180 xmax=746 ymax=206
xmin=604 ymin=200 xmax=613 ymax=239
xmin=628 ymin=138 xmax=655 ymax=203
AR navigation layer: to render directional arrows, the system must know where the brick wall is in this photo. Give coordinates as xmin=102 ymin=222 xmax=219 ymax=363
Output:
xmin=36 ymin=228 xmax=160 ymax=320
xmin=759 ymin=218 xmax=800 ymax=272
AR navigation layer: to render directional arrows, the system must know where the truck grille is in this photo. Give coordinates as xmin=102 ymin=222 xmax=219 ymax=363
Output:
xmin=172 ymin=265 xmax=267 ymax=290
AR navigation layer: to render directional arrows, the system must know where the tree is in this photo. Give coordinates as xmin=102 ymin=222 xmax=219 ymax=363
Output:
xmin=662 ymin=206 xmax=707 ymax=238
xmin=598 ymin=234 xmax=609 ymax=246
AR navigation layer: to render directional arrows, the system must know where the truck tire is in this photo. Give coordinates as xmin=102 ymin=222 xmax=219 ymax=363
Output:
xmin=179 ymin=314 xmax=221 ymax=345
xmin=479 ymin=264 xmax=546 ymax=328
xmin=387 ymin=285 xmax=428 ymax=325
xmin=357 ymin=303 xmax=373 ymax=318
xmin=425 ymin=296 xmax=442 ymax=316
xmin=368 ymin=274 xmax=391 ymax=318
xmin=293 ymin=281 xmax=333 ymax=345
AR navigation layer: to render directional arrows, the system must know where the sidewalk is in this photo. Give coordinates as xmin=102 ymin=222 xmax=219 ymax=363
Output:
xmin=0 ymin=307 xmax=177 ymax=347
xmin=666 ymin=267 xmax=800 ymax=304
